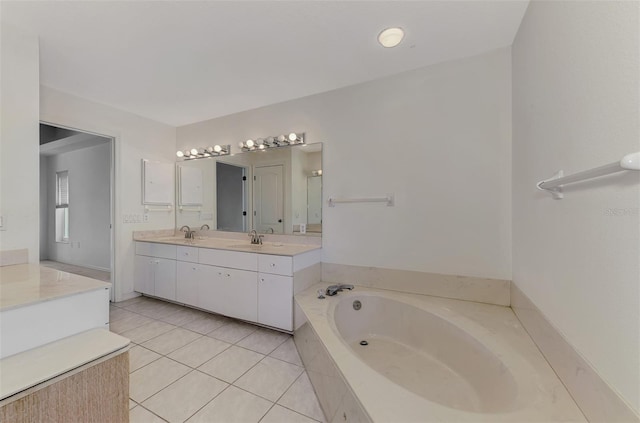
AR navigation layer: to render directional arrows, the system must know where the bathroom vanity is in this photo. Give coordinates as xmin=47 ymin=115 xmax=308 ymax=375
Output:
xmin=133 ymin=236 xmax=321 ymax=331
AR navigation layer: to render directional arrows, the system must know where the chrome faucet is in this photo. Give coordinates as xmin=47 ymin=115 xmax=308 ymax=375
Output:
xmin=180 ymin=225 xmax=195 ymax=239
xmin=248 ymin=230 xmax=263 ymax=245
xmin=325 ymin=284 xmax=354 ymax=296
xmin=266 ymin=227 xmax=274 ymax=234
xmin=200 ymin=224 xmax=210 ymax=231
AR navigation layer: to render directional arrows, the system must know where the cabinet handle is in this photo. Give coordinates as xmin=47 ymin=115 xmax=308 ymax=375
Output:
xmin=226 ymin=273 xmax=231 ymax=277
xmin=260 ymin=278 xmax=264 ymax=282
xmin=270 ymin=263 xmax=276 ymax=267
xmin=192 ymin=267 xmax=197 ymax=271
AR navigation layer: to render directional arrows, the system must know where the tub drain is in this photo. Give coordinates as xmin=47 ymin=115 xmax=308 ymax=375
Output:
xmin=359 ymin=340 xmax=368 ymax=346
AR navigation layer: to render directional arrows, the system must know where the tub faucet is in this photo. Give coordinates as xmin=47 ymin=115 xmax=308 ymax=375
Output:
xmin=325 ymin=284 xmax=354 ymax=296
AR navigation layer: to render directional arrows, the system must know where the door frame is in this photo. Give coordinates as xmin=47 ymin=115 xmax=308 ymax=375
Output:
xmin=40 ymin=120 xmax=117 ymax=302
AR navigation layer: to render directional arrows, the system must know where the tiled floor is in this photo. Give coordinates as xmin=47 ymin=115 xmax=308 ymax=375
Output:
xmin=40 ymin=260 xmax=111 ymax=282
xmin=110 ymin=296 xmax=325 ymax=423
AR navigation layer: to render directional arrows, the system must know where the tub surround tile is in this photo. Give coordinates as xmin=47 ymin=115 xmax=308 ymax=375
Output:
xmin=322 ymin=262 xmax=510 ymax=306
xmin=168 ymin=336 xmax=231 ymax=368
xmin=261 ymin=405 xmax=319 ymax=423
xmin=511 ymin=283 xmax=639 ymax=422
xmin=278 ymin=372 xmax=326 ymax=422
xmin=129 ymin=357 xmax=191 ymax=403
xmin=142 ymin=370 xmax=228 ymax=423
xmin=234 ymin=356 xmax=304 ymax=402
xmin=186 ymin=385 xmax=272 ymax=423
xmin=198 ymin=345 xmax=264 ymax=384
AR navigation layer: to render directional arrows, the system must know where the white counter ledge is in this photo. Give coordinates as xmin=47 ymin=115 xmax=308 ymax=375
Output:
xmin=133 ymin=234 xmax=321 ymax=256
xmin=0 ymin=264 xmax=110 ymax=311
xmin=0 ymin=329 xmax=129 ymax=402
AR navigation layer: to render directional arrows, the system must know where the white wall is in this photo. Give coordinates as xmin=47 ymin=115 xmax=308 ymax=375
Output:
xmin=40 ymin=86 xmax=177 ymax=301
xmin=42 ymin=142 xmax=111 ymax=270
xmin=178 ymin=48 xmax=512 ymax=279
xmin=512 ymin=0 xmax=639 ymax=412
xmin=0 ymin=24 xmax=40 ymax=262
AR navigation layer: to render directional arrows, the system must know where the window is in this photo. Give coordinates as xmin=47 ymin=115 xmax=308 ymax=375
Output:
xmin=55 ymin=170 xmax=69 ymax=243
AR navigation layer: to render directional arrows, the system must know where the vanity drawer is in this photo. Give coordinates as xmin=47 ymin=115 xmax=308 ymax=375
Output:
xmin=199 ymin=248 xmax=258 ymax=271
xmin=258 ymin=254 xmax=293 ymax=276
xmin=135 ymin=242 xmax=177 ymax=260
xmin=177 ymin=246 xmax=199 ymax=263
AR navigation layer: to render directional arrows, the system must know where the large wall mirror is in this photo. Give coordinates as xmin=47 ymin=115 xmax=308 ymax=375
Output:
xmin=176 ymin=143 xmax=322 ymax=236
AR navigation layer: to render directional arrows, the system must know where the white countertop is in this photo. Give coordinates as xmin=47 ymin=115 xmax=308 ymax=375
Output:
xmin=0 ymin=264 xmax=111 ymax=311
xmin=134 ymin=235 xmax=321 ymax=256
xmin=0 ymin=329 xmax=129 ymax=401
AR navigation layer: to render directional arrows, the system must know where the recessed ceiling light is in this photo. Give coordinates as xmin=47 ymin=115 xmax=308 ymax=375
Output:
xmin=378 ymin=27 xmax=404 ymax=48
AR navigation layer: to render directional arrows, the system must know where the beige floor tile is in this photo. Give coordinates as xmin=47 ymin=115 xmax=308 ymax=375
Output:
xmin=121 ymin=320 xmax=177 ymax=344
xmin=110 ymin=312 xmax=155 ymax=334
xmin=141 ymin=327 xmax=202 ymax=355
xmin=261 ymin=405 xmax=318 ymax=423
xmin=110 ymin=307 xmax=138 ymax=322
xmin=237 ymin=328 xmax=289 ymax=355
xmin=129 ymin=406 xmax=167 ymax=423
xmin=269 ymin=338 xmax=303 ymax=366
xmin=235 ymin=356 xmax=303 ymax=402
xmin=207 ymin=320 xmax=257 ymax=343
xmin=168 ymin=336 xmax=231 ymax=368
xmin=143 ymin=370 xmax=228 ymax=423
xmin=130 ymin=357 xmax=191 ymax=403
xmin=159 ymin=307 xmax=205 ymax=326
xmin=182 ymin=314 xmax=229 ymax=334
xmin=186 ymin=385 xmax=271 ymax=423
xmin=129 ymin=345 xmax=162 ymax=373
xmin=135 ymin=302 xmax=184 ymax=320
xmin=198 ymin=345 xmax=264 ymax=383
xmin=116 ymin=296 xmax=145 ymax=307
xmin=278 ymin=372 xmax=325 ymax=422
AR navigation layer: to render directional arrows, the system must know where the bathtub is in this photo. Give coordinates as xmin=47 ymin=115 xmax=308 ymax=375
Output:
xmin=294 ymin=285 xmax=586 ymax=422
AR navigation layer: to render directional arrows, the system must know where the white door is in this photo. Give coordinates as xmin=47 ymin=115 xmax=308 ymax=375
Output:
xmin=253 ymin=165 xmax=284 ymax=234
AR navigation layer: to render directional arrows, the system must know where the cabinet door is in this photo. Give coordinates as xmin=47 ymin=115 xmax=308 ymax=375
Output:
xmin=197 ymin=265 xmax=224 ymax=313
xmin=216 ymin=268 xmax=258 ymax=322
xmin=134 ymin=255 xmax=154 ymax=295
xmin=154 ymin=258 xmax=177 ymax=301
xmin=258 ymin=273 xmax=293 ymax=330
xmin=177 ymin=261 xmax=200 ymax=307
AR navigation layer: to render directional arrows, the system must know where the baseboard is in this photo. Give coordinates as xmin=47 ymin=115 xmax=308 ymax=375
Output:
xmin=511 ymin=283 xmax=639 ymax=422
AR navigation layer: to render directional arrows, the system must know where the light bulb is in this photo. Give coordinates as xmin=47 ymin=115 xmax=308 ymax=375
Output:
xmin=246 ymin=139 xmax=255 ymax=148
xmin=256 ymin=138 xmax=264 ymax=145
xmin=190 ymin=148 xmax=198 ymax=156
xmin=238 ymin=141 xmax=245 ymax=149
xmin=176 ymin=151 xmax=184 ymax=158
xmin=258 ymin=144 xmax=265 ymax=150
xmin=288 ymin=132 xmax=297 ymax=141
xmin=317 ymin=170 xmax=322 ymax=175
xmin=213 ymin=145 xmax=222 ymax=153
xmin=277 ymin=135 xmax=286 ymax=143
xmin=206 ymin=146 xmax=214 ymax=153
xmin=265 ymin=137 xmax=274 ymax=144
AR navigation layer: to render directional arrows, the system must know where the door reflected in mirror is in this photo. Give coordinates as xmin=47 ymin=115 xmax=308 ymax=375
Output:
xmin=176 ymin=142 xmax=322 ymax=236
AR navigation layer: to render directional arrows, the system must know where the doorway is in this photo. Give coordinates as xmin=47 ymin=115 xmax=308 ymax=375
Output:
xmin=39 ymin=123 xmax=115 ymax=299
xmin=253 ymin=164 xmax=284 ymax=234
xmin=216 ymin=161 xmax=247 ymax=232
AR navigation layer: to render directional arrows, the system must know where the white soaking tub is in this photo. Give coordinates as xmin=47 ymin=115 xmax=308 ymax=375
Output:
xmin=294 ymin=285 xmax=586 ymax=422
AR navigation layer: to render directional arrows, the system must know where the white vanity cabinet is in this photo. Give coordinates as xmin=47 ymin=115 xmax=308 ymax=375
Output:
xmin=136 ymin=240 xmax=320 ymax=332
xmin=134 ymin=242 xmax=177 ymax=300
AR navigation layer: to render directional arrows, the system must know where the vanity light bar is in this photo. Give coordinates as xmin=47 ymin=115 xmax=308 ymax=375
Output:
xmin=239 ymin=132 xmax=305 ymax=152
xmin=176 ymin=145 xmax=231 ymax=160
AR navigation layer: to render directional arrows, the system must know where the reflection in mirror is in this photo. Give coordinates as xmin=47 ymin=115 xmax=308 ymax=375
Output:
xmin=176 ymin=143 xmax=322 ymax=236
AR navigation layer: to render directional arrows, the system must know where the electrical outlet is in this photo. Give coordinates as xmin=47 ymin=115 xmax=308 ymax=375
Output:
xmin=143 ymin=213 xmax=149 ymax=222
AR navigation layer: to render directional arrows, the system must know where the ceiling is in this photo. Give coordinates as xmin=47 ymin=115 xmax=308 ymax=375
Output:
xmin=2 ymin=1 xmax=529 ymax=127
